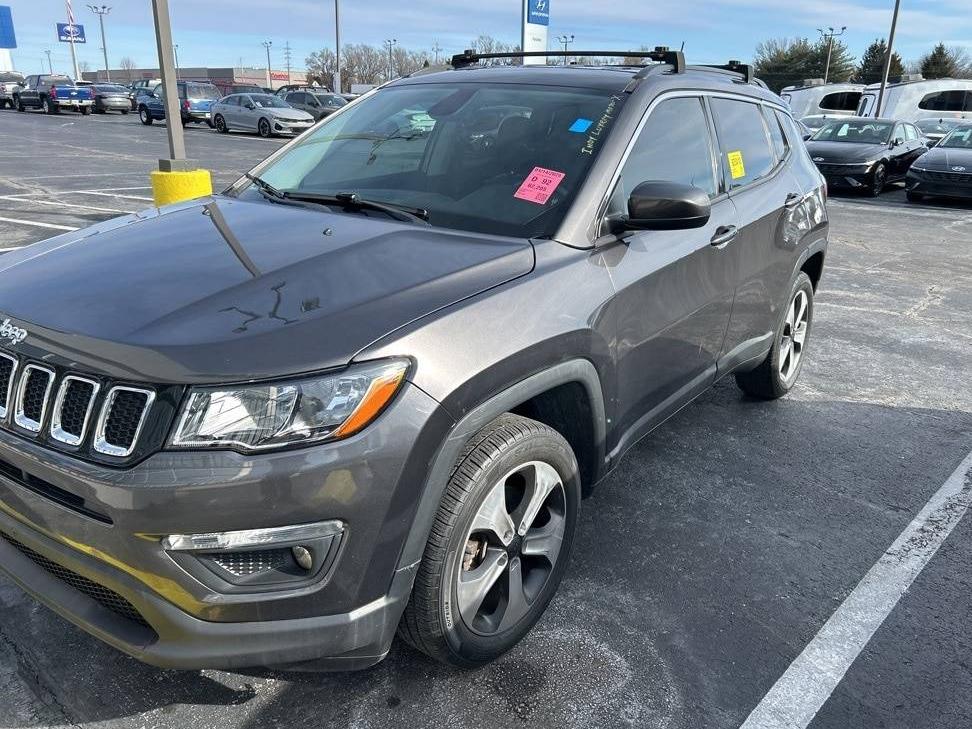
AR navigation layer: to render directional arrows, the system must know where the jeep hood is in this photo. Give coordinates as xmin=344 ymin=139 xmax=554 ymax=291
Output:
xmin=0 ymin=197 xmax=534 ymax=383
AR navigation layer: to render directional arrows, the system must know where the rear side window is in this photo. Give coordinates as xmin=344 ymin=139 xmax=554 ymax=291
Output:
xmin=288 ymin=92 xmax=305 ymax=104
xmin=614 ymin=97 xmax=719 ymax=202
xmin=904 ymin=124 xmax=919 ymax=141
xmin=710 ymin=98 xmax=775 ymax=188
xmin=819 ymin=91 xmax=862 ymax=112
xmin=761 ymin=106 xmax=788 ymax=161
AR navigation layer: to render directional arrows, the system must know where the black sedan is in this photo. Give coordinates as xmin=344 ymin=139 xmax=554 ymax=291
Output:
xmin=915 ymin=118 xmax=965 ymax=148
xmin=806 ymin=117 xmax=927 ymax=197
xmin=906 ymin=124 xmax=972 ymax=203
xmin=91 ymin=83 xmax=132 ymax=114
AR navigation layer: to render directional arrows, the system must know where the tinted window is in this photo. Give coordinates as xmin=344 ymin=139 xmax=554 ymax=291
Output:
xmin=918 ymin=90 xmax=970 ymax=112
xmin=710 ymin=97 xmax=775 ymax=188
xmin=186 ymin=83 xmax=220 ymax=100
xmin=761 ymin=106 xmax=788 ymax=161
xmin=903 ymin=124 xmax=919 ymax=141
xmin=611 ymin=97 xmax=718 ymax=208
xmin=288 ymin=92 xmax=305 ymax=104
xmin=811 ymin=120 xmax=893 ymax=144
xmin=819 ymin=92 xmax=862 ymax=112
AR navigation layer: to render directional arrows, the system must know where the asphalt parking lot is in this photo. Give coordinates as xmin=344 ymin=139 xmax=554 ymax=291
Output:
xmin=1 ymin=106 xmax=971 ymax=729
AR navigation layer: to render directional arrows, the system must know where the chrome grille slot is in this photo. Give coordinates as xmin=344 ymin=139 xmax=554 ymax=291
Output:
xmin=0 ymin=353 xmax=15 ymax=419
xmin=94 ymin=386 xmax=155 ymax=457
xmin=51 ymin=376 xmax=100 ymax=446
xmin=14 ymin=365 xmax=54 ymax=432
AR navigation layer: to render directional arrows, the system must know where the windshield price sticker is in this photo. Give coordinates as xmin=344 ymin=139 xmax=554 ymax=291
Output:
xmin=514 ymin=167 xmax=566 ymax=205
xmin=728 ymin=150 xmax=746 ymax=179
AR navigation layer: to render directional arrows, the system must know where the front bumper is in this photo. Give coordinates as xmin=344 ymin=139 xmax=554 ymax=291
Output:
xmin=907 ymin=170 xmax=972 ymax=199
xmin=814 ymin=162 xmax=875 ymax=189
xmin=273 ymin=119 xmax=315 ymax=134
xmin=0 ymin=382 xmax=453 ymax=669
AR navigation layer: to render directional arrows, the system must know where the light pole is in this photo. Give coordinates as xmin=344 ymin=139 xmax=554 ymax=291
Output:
xmin=817 ymin=26 xmax=846 ymax=84
xmin=44 ymin=50 xmax=54 ymax=74
xmin=173 ymin=43 xmax=180 ymax=78
xmin=876 ymin=0 xmax=901 ymax=118
xmin=558 ymin=34 xmax=574 ymax=65
xmin=262 ymin=40 xmax=272 ymax=88
xmin=432 ymin=41 xmax=442 ymax=64
xmin=384 ymin=38 xmax=397 ymax=81
xmin=333 ymin=0 xmax=342 ymax=93
xmin=87 ymin=5 xmax=111 ymax=82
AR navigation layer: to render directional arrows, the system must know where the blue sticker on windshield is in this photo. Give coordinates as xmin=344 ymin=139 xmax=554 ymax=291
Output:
xmin=569 ymin=118 xmax=593 ymax=133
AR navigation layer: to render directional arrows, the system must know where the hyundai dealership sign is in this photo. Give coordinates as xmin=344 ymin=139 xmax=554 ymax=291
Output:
xmin=522 ymin=0 xmax=550 ymax=65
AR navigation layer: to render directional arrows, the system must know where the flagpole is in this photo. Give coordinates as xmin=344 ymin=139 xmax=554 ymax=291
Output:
xmin=66 ymin=0 xmax=81 ymax=80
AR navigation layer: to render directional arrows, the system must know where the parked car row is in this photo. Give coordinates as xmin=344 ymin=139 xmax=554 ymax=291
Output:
xmin=804 ymin=115 xmax=972 ymax=203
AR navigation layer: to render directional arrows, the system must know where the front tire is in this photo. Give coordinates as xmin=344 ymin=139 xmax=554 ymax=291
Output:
xmin=214 ymin=114 xmax=229 ymax=133
xmin=80 ymin=106 xmax=90 ymax=116
xmin=139 ymin=107 xmax=153 ymax=125
xmin=868 ymin=162 xmax=887 ymax=197
xmin=735 ymin=272 xmax=814 ymax=400
xmin=399 ymin=414 xmax=580 ymax=667
xmin=258 ymin=117 xmax=272 ymax=138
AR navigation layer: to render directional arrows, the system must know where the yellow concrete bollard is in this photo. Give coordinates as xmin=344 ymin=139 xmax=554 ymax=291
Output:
xmin=150 ymin=169 xmax=214 ymax=207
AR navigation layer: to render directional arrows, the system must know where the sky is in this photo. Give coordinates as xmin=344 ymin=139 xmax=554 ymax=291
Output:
xmin=3 ymin=0 xmax=971 ymax=77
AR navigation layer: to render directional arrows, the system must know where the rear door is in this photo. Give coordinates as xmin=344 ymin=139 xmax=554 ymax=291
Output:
xmin=606 ymin=95 xmax=737 ymax=450
xmin=709 ymin=95 xmax=805 ymax=370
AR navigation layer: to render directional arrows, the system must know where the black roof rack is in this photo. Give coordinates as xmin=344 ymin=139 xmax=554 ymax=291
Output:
xmin=698 ymin=60 xmax=756 ymax=84
xmin=451 ymin=47 xmax=686 ymax=73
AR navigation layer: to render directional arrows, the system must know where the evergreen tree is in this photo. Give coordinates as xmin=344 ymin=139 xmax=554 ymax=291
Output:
xmin=753 ymin=37 xmax=856 ymax=93
xmin=920 ymin=43 xmax=958 ymax=79
xmin=855 ymin=39 xmax=904 ymax=84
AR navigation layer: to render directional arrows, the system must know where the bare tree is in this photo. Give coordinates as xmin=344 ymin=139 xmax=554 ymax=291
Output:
xmin=78 ymin=60 xmax=91 ymax=73
xmin=119 ymin=57 xmax=137 ymax=82
xmin=468 ymin=34 xmax=522 ymax=65
xmin=305 ymin=48 xmax=337 ymax=86
xmin=342 ymin=44 xmax=388 ymax=86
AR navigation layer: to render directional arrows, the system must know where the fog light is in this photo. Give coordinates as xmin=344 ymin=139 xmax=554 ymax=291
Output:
xmin=292 ymin=545 xmax=314 ymax=570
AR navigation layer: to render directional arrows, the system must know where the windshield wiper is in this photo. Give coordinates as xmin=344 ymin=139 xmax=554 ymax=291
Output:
xmin=245 ymin=172 xmax=285 ymax=200
xmin=282 ymin=191 xmax=431 ymax=225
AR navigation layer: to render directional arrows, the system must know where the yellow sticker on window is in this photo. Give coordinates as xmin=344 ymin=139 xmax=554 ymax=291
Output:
xmin=727 ymin=150 xmax=746 ymax=180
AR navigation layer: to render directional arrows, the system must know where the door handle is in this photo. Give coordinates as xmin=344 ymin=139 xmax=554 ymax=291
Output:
xmin=784 ymin=191 xmax=805 ymax=209
xmin=710 ymin=225 xmax=738 ymax=247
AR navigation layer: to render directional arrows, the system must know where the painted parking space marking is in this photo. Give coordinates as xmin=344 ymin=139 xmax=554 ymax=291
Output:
xmin=0 ymin=216 xmax=78 ymax=231
xmin=72 ymin=190 xmax=154 ymax=202
xmin=0 ymin=195 xmax=131 ymax=214
xmin=740 ymin=449 xmax=972 ymax=729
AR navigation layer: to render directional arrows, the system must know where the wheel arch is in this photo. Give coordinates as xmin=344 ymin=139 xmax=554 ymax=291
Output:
xmin=396 ymin=358 xmax=606 ymax=571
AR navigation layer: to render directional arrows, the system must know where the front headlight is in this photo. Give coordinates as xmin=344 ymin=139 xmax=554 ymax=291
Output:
xmin=168 ymin=359 xmax=408 ymax=452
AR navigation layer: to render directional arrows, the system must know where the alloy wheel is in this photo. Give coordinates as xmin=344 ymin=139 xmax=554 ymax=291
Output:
xmin=871 ymin=164 xmax=886 ymax=196
xmin=259 ymin=118 xmax=272 ymax=138
xmin=456 ymin=461 xmax=566 ymax=636
xmin=778 ymin=289 xmax=809 ymax=385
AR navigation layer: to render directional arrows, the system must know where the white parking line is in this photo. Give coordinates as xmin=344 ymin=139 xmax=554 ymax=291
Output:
xmin=72 ymin=191 xmax=153 ymax=202
xmin=0 ymin=216 xmax=78 ymax=231
xmin=740 ymin=450 xmax=972 ymax=729
xmin=0 ymin=195 xmax=130 ymax=214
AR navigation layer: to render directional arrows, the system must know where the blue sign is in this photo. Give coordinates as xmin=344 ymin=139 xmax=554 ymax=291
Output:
xmin=527 ymin=0 xmax=550 ymax=26
xmin=0 ymin=6 xmax=16 ymax=49
xmin=56 ymin=22 xmax=85 ymax=43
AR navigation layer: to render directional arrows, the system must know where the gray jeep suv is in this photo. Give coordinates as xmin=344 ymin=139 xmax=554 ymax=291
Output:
xmin=0 ymin=49 xmax=827 ymax=671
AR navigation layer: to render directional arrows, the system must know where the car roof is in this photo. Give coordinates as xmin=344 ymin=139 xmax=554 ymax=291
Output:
xmin=387 ymin=63 xmax=781 ymax=105
xmin=815 ymin=115 xmax=901 ymax=124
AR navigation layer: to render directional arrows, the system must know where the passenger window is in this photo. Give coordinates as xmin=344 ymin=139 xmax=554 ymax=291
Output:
xmin=761 ymin=106 xmax=788 ymax=162
xmin=904 ymin=124 xmax=918 ymax=142
xmin=709 ymin=98 xmax=776 ymax=188
xmin=819 ymin=91 xmax=862 ymax=112
xmin=613 ymin=97 xmax=719 ymax=208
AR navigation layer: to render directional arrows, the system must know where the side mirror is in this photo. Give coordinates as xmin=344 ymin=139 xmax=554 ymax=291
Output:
xmin=245 ymin=102 xmax=255 ymax=110
xmin=802 ymin=132 xmax=813 ymax=141
xmin=624 ymin=181 xmax=712 ymax=231
xmin=891 ymin=137 xmax=903 ymax=147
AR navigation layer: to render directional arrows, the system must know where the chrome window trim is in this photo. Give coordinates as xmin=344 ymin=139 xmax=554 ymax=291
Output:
xmin=93 ymin=386 xmax=156 ymax=457
xmin=0 ymin=352 xmax=17 ymax=420
xmin=50 ymin=375 xmax=101 ymax=446
xmin=13 ymin=364 xmax=55 ymax=433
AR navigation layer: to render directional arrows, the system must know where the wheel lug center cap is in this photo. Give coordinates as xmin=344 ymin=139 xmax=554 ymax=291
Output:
xmin=508 ymin=534 xmax=524 ymax=556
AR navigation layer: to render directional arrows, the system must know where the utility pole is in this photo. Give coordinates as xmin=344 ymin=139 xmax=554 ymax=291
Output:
xmin=65 ymin=0 xmax=81 ymax=81
xmin=876 ymin=0 xmax=901 ymax=118
xmin=44 ymin=50 xmax=54 ymax=74
xmin=384 ymin=38 xmax=397 ymax=82
xmin=173 ymin=43 xmax=179 ymax=78
xmin=333 ymin=0 xmax=341 ymax=93
xmin=432 ymin=40 xmax=442 ymax=64
xmin=558 ymin=34 xmax=574 ymax=65
xmin=262 ymin=40 xmax=272 ymax=88
xmin=817 ymin=26 xmax=846 ymax=84
xmin=87 ymin=5 xmax=111 ymax=82
xmin=283 ymin=41 xmax=292 ymax=83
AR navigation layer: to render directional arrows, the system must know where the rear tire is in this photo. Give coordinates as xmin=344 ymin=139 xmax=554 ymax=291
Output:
xmin=139 ymin=107 xmax=153 ymax=125
xmin=121 ymin=109 xmax=129 ymax=115
xmin=15 ymin=98 xmax=24 ymax=112
xmin=42 ymin=96 xmax=58 ymax=114
xmin=80 ymin=106 xmax=91 ymax=116
xmin=399 ymin=414 xmax=580 ymax=667
xmin=735 ymin=272 xmax=814 ymax=400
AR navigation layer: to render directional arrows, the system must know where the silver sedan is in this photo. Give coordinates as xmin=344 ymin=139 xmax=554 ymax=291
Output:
xmin=211 ymin=93 xmax=315 ymax=138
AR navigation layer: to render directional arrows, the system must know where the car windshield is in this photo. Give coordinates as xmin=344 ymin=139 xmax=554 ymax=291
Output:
xmin=801 ymin=116 xmax=830 ymax=130
xmin=95 ymin=84 xmax=128 ymax=93
xmin=250 ymin=94 xmax=290 ymax=109
xmin=811 ymin=120 xmax=894 ymax=144
xmin=313 ymin=93 xmax=347 ymax=107
xmin=186 ymin=83 xmax=220 ymax=100
xmin=916 ymin=119 xmax=960 ymax=135
xmin=253 ymin=82 xmax=626 ymax=238
xmin=939 ymin=126 xmax=972 ymax=149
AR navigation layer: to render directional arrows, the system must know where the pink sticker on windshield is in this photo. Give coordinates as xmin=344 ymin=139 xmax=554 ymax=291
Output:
xmin=514 ymin=167 xmax=566 ymax=205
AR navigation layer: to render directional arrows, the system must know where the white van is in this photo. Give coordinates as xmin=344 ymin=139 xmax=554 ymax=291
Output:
xmin=780 ymin=80 xmax=865 ymax=120
xmin=857 ymin=76 xmax=972 ymax=123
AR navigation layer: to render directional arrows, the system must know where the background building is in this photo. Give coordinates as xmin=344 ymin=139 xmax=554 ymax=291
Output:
xmin=81 ymin=66 xmax=308 ymax=93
